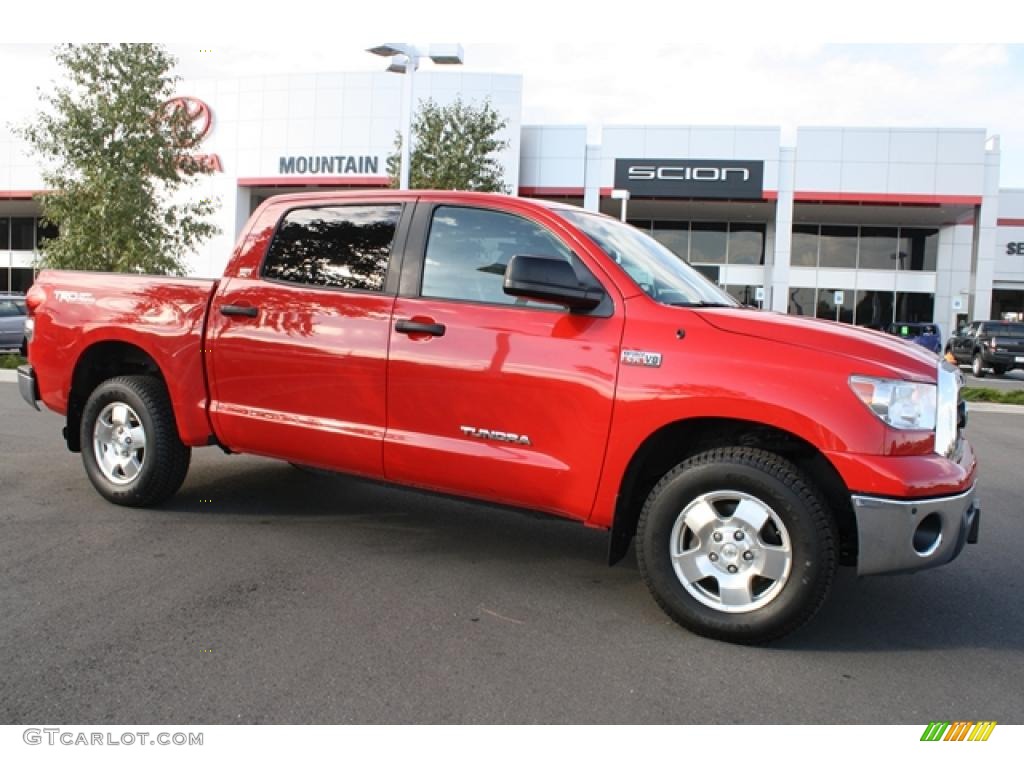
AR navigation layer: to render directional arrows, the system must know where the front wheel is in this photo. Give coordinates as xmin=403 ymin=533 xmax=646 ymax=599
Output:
xmin=80 ymin=375 xmax=191 ymax=506
xmin=637 ymin=447 xmax=837 ymax=644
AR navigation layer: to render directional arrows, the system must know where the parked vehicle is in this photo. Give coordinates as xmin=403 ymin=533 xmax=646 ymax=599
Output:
xmin=18 ymin=191 xmax=979 ymax=644
xmin=945 ymin=320 xmax=1024 ymax=377
xmin=887 ymin=322 xmax=942 ymax=354
xmin=0 ymin=293 xmax=27 ymax=354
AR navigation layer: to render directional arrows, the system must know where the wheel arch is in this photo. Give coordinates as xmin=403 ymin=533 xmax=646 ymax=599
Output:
xmin=65 ymin=341 xmax=166 ymax=452
xmin=608 ymin=417 xmax=857 ymax=568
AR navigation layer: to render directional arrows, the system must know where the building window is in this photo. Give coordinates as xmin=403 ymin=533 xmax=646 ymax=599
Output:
xmin=10 ymin=268 xmax=35 ymax=293
xmin=816 ymin=288 xmax=854 ymax=323
xmin=0 ymin=218 xmax=9 ymax=250
xmin=788 ymin=287 xmax=815 ymax=316
xmin=791 ymin=224 xmax=938 ymax=272
xmin=818 ymin=225 xmax=858 ymax=269
xmin=899 ymin=228 xmax=938 ymax=271
xmin=726 ymin=223 xmax=765 ymax=265
xmin=689 ymin=222 xmax=728 ymax=264
xmin=649 ymin=221 xmax=765 ymax=267
xmin=262 ymin=205 xmax=401 ymax=291
xmin=858 ymin=227 xmax=899 ymax=270
xmin=10 ymin=218 xmax=35 ymax=251
xmin=650 ymin=221 xmax=688 ymax=260
xmin=895 ymin=292 xmax=934 ymax=323
xmin=855 ymin=290 xmax=895 ymax=330
xmin=791 ymin=225 xmax=819 ymax=267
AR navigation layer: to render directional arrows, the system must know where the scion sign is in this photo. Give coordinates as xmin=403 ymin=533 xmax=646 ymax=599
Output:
xmin=615 ymin=158 xmax=764 ymax=199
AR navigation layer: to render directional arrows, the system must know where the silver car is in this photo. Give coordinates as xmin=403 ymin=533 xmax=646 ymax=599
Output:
xmin=0 ymin=294 xmax=27 ymax=353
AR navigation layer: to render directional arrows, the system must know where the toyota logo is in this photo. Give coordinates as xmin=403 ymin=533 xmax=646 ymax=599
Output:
xmin=161 ymin=96 xmax=213 ymax=148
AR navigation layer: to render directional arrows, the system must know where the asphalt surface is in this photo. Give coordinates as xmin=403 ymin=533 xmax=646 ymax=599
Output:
xmin=959 ymin=367 xmax=1024 ymax=391
xmin=1 ymin=383 xmax=1022 ymax=725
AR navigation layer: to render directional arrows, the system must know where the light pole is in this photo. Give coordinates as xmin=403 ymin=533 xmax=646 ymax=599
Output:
xmin=611 ymin=189 xmax=630 ymax=222
xmin=366 ymin=43 xmax=464 ymax=190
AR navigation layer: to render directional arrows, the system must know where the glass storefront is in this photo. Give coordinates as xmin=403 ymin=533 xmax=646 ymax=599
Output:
xmin=629 ymin=220 xmax=766 ymax=267
xmin=792 ymin=224 xmax=938 ymax=271
xmin=789 ymin=286 xmax=934 ymax=328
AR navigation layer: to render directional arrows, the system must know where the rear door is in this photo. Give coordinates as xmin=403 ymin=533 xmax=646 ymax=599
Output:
xmin=207 ymin=200 xmax=412 ymax=477
xmin=383 ymin=201 xmax=624 ymax=520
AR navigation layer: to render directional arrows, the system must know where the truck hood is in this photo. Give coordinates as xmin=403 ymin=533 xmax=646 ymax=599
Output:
xmin=696 ymin=308 xmax=939 ymax=381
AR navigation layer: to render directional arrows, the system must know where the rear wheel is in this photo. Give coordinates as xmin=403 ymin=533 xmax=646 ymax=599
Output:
xmin=636 ymin=447 xmax=837 ymax=644
xmin=972 ymin=353 xmax=986 ymax=378
xmin=80 ymin=376 xmax=191 ymax=506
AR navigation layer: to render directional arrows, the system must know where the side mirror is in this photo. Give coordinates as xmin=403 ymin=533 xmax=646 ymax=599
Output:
xmin=503 ymin=255 xmax=605 ymax=311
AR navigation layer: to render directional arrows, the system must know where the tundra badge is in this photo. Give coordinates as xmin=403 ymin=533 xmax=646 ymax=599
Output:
xmin=460 ymin=426 xmax=532 ymax=446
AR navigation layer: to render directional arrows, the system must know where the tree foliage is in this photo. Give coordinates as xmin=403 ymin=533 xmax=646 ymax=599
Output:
xmin=19 ymin=44 xmax=218 ymax=275
xmin=387 ymin=97 xmax=510 ymax=192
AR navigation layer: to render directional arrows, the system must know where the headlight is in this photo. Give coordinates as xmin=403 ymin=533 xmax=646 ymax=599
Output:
xmin=849 ymin=376 xmax=937 ymax=430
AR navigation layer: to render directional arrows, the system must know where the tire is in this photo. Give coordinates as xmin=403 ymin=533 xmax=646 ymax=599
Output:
xmin=80 ymin=375 xmax=191 ymax=507
xmin=636 ymin=447 xmax=837 ymax=645
xmin=992 ymin=365 xmax=1008 ymax=376
xmin=972 ymin=353 xmax=986 ymax=378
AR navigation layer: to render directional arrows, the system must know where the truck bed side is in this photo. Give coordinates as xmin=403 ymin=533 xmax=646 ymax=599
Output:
xmin=29 ymin=271 xmax=219 ymax=446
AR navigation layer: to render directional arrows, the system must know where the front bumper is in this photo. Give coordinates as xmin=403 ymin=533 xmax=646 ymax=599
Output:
xmin=852 ymin=484 xmax=979 ymax=576
xmin=17 ymin=364 xmax=40 ymax=411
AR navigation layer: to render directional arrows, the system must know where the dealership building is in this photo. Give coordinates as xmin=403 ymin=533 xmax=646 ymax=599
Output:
xmin=2 ymin=68 xmax=1023 ymax=336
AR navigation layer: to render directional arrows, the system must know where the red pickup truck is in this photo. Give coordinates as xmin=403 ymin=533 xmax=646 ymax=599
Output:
xmin=18 ymin=190 xmax=978 ymax=643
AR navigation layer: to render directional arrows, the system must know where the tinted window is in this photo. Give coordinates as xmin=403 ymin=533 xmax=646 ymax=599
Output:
xmin=819 ymin=225 xmax=857 ymax=269
xmin=981 ymin=322 xmax=1024 ymax=338
xmin=791 ymin=225 xmax=819 ymax=267
xmin=422 ymin=206 xmax=580 ymax=307
xmin=263 ymin=205 xmax=400 ymax=290
xmin=689 ymin=222 xmax=727 ymax=264
xmin=788 ymin=287 xmax=815 ymax=316
xmin=858 ymin=227 xmax=899 ymax=270
xmin=0 ymin=218 xmax=8 ymax=250
xmin=900 ymin=228 xmax=938 ymax=271
xmin=0 ymin=299 xmax=25 ymax=318
xmin=727 ymin=223 xmax=765 ymax=265
xmin=651 ymin=221 xmax=689 ymax=260
xmin=10 ymin=218 xmax=34 ymax=250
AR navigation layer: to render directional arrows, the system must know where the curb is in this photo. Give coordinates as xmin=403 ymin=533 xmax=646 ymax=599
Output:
xmin=966 ymin=401 xmax=1024 ymax=414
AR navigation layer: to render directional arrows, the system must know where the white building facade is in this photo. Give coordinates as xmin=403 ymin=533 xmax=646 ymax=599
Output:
xmin=1 ymin=69 xmax=1022 ymax=337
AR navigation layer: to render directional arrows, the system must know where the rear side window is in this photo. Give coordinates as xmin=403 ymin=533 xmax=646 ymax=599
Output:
xmin=262 ymin=205 xmax=401 ymax=291
xmin=0 ymin=299 xmax=25 ymax=317
xmin=421 ymin=205 xmax=583 ymax=307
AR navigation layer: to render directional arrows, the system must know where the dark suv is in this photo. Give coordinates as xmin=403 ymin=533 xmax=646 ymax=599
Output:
xmin=946 ymin=320 xmax=1024 ymax=377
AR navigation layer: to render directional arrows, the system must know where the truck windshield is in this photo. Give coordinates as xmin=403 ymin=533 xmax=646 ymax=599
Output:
xmin=556 ymin=209 xmax=739 ymax=308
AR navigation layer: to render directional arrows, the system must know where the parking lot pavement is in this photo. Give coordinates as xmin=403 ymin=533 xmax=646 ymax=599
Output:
xmin=959 ymin=367 xmax=1024 ymax=391
xmin=1 ymin=383 xmax=1022 ymax=725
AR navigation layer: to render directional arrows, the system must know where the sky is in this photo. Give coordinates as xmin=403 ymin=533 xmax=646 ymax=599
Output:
xmin=3 ymin=4 xmax=1024 ymax=185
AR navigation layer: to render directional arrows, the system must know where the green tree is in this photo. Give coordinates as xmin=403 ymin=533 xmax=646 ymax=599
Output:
xmin=19 ymin=44 xmax=218 ymax=275
xmin=387 ymin=97 xmax=510 ymax=192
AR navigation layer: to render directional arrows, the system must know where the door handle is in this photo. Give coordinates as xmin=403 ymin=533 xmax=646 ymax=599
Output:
xmin=395 ymin=319 xmax=446 ymax=337
xmin=220 ymin=304 xmax=259 ymax=318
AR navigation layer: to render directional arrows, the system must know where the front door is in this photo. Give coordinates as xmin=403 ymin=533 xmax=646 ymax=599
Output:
xmin=207 ymin=201 xmax=410 ymax=477
xmin=384 ymin=202 xmax=623 ymax=520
